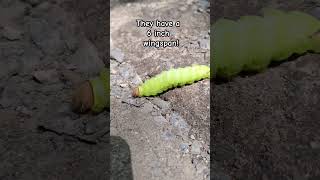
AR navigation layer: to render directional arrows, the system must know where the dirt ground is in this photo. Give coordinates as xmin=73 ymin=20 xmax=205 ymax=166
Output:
xmin=110 ymin=0 xmax=210 ymax=179
xmin=1 ymin=0 xmax=211 ymax=180
xmin=0 ymin=0 xmax=110 ymax=179
xmin=211 ymin=0 xmax=320 ymax=179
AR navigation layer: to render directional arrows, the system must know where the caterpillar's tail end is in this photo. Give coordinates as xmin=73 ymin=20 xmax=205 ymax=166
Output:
xmin=71 ymin=81 xmax=94 ymax=113
xmin=132 ymin=87 xmax=140 ymax=97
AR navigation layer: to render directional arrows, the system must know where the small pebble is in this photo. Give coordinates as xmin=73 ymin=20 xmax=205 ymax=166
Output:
xmin=191 ymin=140 xmax=202 ymax=155
xmin=119 ymin=83 xmax=127 ymax=88
xmin=180 ymin=143 xmax=189 ymax=153
xmin=190 ymin=135 xmax=195 ymax=140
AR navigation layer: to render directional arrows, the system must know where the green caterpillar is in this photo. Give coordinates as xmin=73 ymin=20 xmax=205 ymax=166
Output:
xmin=71 ymin=68 xmax=110 ymax=114
xmin=132 ymin=64 xmax=210 ymax=97
xmin=212 ymin=8 xmax=320 ymax=79
xmin=78 ymin=9 xmax=320 ymax=111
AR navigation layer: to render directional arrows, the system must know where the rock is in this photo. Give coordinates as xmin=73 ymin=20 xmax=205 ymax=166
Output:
xmin=32 ymin=69 xmax=59 ymax=83
xmin=110 ymin=48 xmax=125 ymax=63
xmin=198 ymin=38 xmax=209 ymax=49
xmin=197 ymin=7 xmax=205 ymax=13
xmin=190 ymin=134 xmax=195 ymax=140
xmin=179 ymin=143 xmax=189 ymax=153
xmin=68 ymin=39 xmax=104 ymax=76
xmin=2 ymin=26 xmax=23 ymax=40
xmin=198 ymin=0 xmax=209 ymax=11
xmin=119 ymin=83 xmax=127 ymax=88
xmin=191 ymin=140 xmax=202 ymax=155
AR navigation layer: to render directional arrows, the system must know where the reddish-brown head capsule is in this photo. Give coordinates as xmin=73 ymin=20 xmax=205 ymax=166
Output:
xmin=71 ymin=81 xmax=94 ymax=113
xmin=132 ymin=87 xmax=140 ymax=97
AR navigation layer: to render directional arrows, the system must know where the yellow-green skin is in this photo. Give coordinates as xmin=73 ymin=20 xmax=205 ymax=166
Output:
xmin=89 ymin=68 xmax=110 ymax=113
xmin=211 ymin=8 xmax=320 ymax=79
xmin=87 ymin=9 xmax=320 ymax=112
xmin=137 ymin=64 xmax=210 ymax=97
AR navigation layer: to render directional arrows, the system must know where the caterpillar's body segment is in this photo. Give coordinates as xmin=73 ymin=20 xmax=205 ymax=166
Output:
xmin=133 ymin=65 xmax=210 ymax=97
xmin=89 ymin=68 xmax=110 ymax=112
xmin=212 ymin=8 xmax=320 ymax=79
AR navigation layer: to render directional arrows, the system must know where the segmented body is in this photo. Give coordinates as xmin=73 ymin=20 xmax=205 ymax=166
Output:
xmin=212 ymin=8 xmax=320 ymax=79
xmin=134 ymin=64 xmax=210 ymax=97
xmin=90 ymin=68 xmax=109 ymax=112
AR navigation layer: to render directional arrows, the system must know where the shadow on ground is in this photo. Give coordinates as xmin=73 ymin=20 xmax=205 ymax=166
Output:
xmin=111 ymin=136 xmax=133 ymax=180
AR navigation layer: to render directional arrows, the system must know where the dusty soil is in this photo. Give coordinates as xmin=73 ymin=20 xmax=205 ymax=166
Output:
xmin=211 ymin=0 xmax=320 ymax=179
xmin=110 ymin=0 xmax=210 ymax=179
xmin=0 ymin=0 xmax=110 ymax=179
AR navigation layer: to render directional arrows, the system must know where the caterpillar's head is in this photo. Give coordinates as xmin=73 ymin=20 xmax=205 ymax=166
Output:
xmin=132 ymin=87 xmax=140 ymax=97
xmin=71 ymin=81 xmax=94 ymax=113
